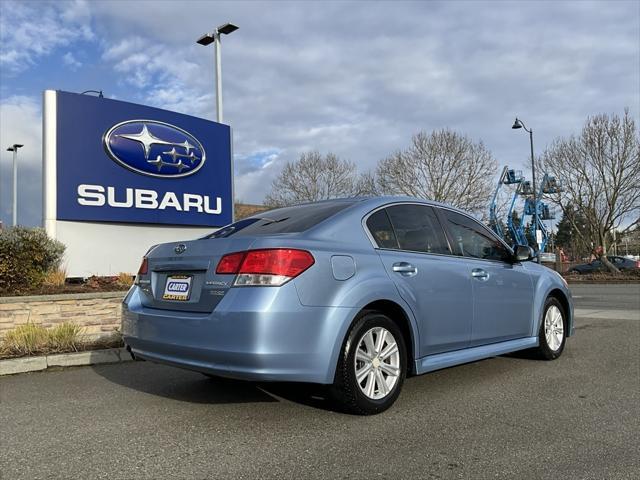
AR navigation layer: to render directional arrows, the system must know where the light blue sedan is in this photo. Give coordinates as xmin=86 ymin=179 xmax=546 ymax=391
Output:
xmin=122 ymin=197 xmax=573 ymax=414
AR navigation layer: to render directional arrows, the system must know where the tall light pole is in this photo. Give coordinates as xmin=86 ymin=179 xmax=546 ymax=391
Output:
xmin=512 ymin=117 xmax=540 ymax=262
xmin=7 ymin=144 xmax=23 ymax=226
xmin=197 ymin=23 xmax=239 ymax=123
xmin=6 ymin=144 xmax=23 ymax=227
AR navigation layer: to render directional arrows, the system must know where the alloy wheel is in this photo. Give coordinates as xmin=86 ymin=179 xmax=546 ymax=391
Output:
xmin=544 ymin=305 xmax=564 ymax=352
xmin=354 ymin=327 xmax=401 ymax=400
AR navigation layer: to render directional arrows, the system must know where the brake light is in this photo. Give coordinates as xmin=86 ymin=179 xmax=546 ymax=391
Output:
xmin=216 ymin=251 xmax=245 ymax=274
xmin=636 ymin=261 xmax=640 ymax=268
xmin=216 ymin=249 xmax=315 ymax=286
xmin=137 ymin=257 xmax=148 ymax=275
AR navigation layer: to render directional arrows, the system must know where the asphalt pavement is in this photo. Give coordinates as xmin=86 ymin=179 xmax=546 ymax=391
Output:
xmin=1 ymin=284 xmax=638 ymax=479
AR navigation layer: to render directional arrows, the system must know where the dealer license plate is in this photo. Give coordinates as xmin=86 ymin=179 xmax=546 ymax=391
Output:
xmin=162 ymin=275 xmax=192 ymax=301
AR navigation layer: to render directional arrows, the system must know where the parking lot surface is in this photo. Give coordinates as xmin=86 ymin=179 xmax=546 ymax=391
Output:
xmin=1 ymin=284 xmax=638 ymax=479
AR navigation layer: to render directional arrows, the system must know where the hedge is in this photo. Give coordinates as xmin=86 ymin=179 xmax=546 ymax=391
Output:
xmin=0 ymin=227 xmax=65 ymax=294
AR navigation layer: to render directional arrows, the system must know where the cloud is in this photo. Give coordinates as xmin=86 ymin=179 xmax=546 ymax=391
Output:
xmin=232 ymin=149 xmax=283 ymax=203
xmin=1 ymin=0 xmax=638 ymax=221
xmin=87 ymin=0 xmax=640 ymax=206
xmin=102 ymin=36 xmax=205 ymax=90
xmin=0 ymin=0 xmax=93 ymax=74
xmin=62 ymin=52 xmax=82 ymax=70
xmin=0 ymin=95 xmax=42 ymax=226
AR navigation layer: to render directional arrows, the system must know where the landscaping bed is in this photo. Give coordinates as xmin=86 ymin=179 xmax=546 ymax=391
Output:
xmin=563 ymin=269 xmax=640 ymax=284
xmin=0 ymin=322 xmax=123 ymax=360
xmin=1 ymin=275 xmax=132 ymax=297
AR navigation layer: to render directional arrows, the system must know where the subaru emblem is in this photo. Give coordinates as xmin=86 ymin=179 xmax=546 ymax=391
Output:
xmin=174 ymin=244 xmax=187 ymax=254
xmin=103 ymin=120 xmax=206 ymax=178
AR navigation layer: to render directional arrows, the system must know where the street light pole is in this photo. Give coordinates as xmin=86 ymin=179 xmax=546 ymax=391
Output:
xmin=512 ymin=118 xmax=540 ymax=263
xmin=6 ymin=144 xmax=23 ymax=227
xmin=197 ymin=23 xmax=239 ymax=124
xmin=215 ymin=32 xmax=223 ymax=123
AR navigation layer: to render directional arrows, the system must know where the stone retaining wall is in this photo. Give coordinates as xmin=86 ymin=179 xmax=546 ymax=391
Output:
xmin=0 ymin=292 xmax=125 ymax=340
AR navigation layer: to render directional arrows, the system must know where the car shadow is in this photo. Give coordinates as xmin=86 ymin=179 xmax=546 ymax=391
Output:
xmin=92 ymin=360 xmax=341 ymax=412
xmin=501 ymin=349 xmax=544 ymax=361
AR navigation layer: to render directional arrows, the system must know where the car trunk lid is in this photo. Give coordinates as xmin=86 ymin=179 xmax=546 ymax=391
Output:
xmin=137 ymin=237 xmax=256 ymax=313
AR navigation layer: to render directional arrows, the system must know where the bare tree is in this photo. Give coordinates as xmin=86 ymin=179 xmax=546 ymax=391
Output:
xmin=375 ymin=129 xmax=498 ymax=217
xmin=264 ymin=151 xmax=374 ymax=207
xmin=539 ymin=110 xmax=640 ymax=272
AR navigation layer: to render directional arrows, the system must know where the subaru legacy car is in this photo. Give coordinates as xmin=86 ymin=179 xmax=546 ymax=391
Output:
xmin=122 ymin=197 xmax=573 ymax=414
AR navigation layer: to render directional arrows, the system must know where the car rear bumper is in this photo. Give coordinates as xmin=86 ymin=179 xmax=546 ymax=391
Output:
xmin=121 ymin=286 xmax=357 ymax=384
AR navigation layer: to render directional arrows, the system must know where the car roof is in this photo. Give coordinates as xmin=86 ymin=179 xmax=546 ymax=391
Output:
xmin=256 ymin=196 xmax=470 ymax=216
xmin=336 ymin=196 xmax=477 ymax=220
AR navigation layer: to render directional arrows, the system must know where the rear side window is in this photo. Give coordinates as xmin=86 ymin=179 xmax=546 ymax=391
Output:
xmin=383 ymin=204 xmax=450 ymax=254
xmin=442 ymin=210 xmax=512 ymax=262
xmin=366 ymin=209 xmax=399 ymax=249
xmin=207 ymin=201 xmax=356 ymax=238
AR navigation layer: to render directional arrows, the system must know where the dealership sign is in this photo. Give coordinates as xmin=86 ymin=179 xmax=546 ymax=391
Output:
xmin=43 ymin=90 xmax=233 ymax=277
xmin=51 ymin=90 xmax=232 ymax=227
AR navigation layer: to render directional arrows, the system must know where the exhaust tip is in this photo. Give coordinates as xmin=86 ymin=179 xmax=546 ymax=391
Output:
xmin=125 ymin=344 xmax=141 ymax=361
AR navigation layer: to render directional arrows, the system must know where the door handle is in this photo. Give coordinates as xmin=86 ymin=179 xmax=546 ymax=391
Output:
xmin=392 ymin=262 xmax=418 ymax=276
xmin=471 ymin=268 xmax=489 ymax=280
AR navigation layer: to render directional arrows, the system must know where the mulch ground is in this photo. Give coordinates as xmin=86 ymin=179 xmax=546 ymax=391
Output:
xmin=563 ymin=270 xmax=640 ymax=284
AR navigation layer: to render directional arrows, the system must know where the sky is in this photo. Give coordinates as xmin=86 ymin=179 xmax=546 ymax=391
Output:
xmin=0 ymin=0 xmax=638 ymax=227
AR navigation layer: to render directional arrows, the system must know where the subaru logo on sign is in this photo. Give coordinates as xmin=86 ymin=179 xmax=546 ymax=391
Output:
xmin=103 ymin=120 xmax=206 ymax=178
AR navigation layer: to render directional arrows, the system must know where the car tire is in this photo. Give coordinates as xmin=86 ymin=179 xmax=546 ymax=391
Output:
xmin=568 ymin=269 xmax=580 ymax=275
xmin=330 ymin=311 xmax=407 ymax=415
xmin=532 ymin=297 xmax=567 ymax=360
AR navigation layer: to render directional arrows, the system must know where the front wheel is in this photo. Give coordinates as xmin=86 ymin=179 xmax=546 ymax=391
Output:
xmin=532 ymin=297 xmax=567 ymax=360
xmin=330 ymin=312 xmax=407 ymax=415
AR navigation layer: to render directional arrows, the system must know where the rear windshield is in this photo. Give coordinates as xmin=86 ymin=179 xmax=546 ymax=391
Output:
xmin=206 ymin=201 xmax=357 ymax=238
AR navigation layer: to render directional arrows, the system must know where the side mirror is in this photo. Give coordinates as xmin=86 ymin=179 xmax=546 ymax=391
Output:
xmin=514 ymin=245 xmax=535 ymax=262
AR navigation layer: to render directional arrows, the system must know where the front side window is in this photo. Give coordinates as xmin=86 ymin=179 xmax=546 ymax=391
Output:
xmin=385 ymin=204 xmax=450 ymax=254
xmin=442 ymin=210 xmax=512 ymax=262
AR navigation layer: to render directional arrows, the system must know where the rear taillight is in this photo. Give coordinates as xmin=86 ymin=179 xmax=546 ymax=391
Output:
xmin=137 ymin=258 xmax=148 ymax=275
xmin=215 ymin=252 xmax=245 ymax=274
xmin=636 ymin=261 xmax=640 ymax=268
xmin=216 ymin=249 xmax=315 ymax=286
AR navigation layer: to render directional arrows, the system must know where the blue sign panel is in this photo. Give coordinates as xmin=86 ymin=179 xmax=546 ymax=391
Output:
xmin=56 ymin=91 xmax=232 ymax=226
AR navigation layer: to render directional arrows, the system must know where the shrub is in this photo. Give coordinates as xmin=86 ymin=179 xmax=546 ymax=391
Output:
xmin=0 ymin=227 xmax=65 ymax=294
xmin=43 ymin=268 xmax=67 ymax=288
xmin=2 ymin=323 xmax=49 ymax=356
xmin=1 ymin=322 xmax=84 ymax=356
xmin=116 ymin=272 xmax=134 ymax=288
xmin=48 ymin=322 xmax=84 ymax=352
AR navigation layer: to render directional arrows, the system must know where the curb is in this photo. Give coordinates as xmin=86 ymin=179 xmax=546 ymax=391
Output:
xmin=0 ymin=348 xmax=132 ymax=376
xmin=566 ymin=280 xmax=640 ymax=284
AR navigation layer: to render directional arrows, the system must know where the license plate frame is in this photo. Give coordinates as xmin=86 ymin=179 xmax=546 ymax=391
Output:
xmin=162 ymin=275 xmax=192 ymax=301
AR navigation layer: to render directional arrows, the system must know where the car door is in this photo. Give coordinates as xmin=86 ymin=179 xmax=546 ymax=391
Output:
xmin=610 ymin=257 xmax=625 ymax=270
xmin=439 ymin=208 xmax=534 ymax=345
xmin=588 ymin=260 xmax=602 ymax=272
xmin=366 ymin=204 xmax=473 ymax=356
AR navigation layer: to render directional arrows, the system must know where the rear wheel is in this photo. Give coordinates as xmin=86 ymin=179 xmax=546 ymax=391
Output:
xmin=330 ymin=311 xmax=407 ymax=415
xmin=532 ymin=297 xmax=567 ymax=360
